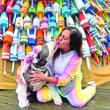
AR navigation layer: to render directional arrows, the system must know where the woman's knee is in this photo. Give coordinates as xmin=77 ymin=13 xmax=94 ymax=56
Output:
xmin=36 ymin=91 xmax=45 ymax=102
xmin=67 ymin=97 xmax=86 ymax=108
xmin=36 ymin=86 xmax=52 ymax=103
xmin=70 ymin=101 xmax=86 ymax=108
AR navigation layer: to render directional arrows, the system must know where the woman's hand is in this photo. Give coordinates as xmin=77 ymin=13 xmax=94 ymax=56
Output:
xmin=28 ymin=71 xmax=58 ymax=85
xmin=28 ymin=71 xmax=48 ymax=83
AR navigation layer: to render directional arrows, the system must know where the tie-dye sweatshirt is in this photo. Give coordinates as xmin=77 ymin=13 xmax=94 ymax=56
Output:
xmin=48 ymin=50 xmax=82 ymax=95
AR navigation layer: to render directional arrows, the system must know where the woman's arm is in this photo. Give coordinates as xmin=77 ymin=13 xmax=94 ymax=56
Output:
xmin=56 ymin=56 xmax=82 ymax=86
xmin=29 ymin=56 xmax=82 ymax=86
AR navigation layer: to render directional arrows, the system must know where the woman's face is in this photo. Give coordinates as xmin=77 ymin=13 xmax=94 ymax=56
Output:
xmin=57 ymin=29 xmax=71 ymax=53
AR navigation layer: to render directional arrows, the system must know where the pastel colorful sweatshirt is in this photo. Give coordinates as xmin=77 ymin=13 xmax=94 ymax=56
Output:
xmin=48 ymin=50 xmax=82 ymax=95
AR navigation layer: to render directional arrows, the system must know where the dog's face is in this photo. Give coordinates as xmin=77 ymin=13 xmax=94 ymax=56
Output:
xmin=31 ymin=41 xmax=56 ymax=71
xmin=30 ymin=45 xmax=49 ymax=73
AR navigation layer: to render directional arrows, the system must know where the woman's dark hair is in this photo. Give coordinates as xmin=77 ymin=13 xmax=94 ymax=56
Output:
xmin=53 ymin=26 xmax=82 ymax=60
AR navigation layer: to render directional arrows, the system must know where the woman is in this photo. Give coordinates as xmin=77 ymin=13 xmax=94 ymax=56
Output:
xmin=26 ymin=27 xmax=96 ymax=107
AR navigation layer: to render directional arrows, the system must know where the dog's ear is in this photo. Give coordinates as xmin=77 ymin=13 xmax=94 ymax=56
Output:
xmin=33 ymin=45 xmax=42 ymax=54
